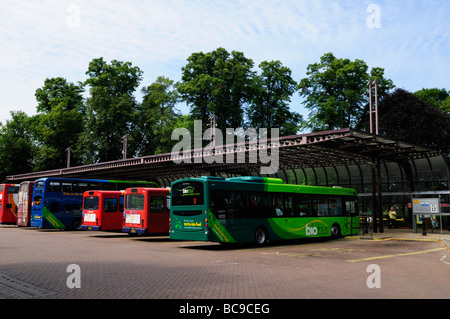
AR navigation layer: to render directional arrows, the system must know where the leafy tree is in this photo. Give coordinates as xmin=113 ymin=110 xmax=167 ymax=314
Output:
xmin=298 ymin=52 xmax=394 ymax=131
xmin=33 ymin=77 xmax=85 ymax=170
xmin=177 ymin=47 xmax=255 ymax=133
xmin=0 ymin=111 xmax=35 ymax=181
xmin=78 ymin=58 xmax=143 ymax=163
xmin=248 ymin=60 xmax=302 ymax=135
xmin=134 ymin=76 xmax=181 ymax=155
xmin=414 ymin=88 xmax=450 ymax=116
xmin=378 ymin=88 xmax=450 ymax=159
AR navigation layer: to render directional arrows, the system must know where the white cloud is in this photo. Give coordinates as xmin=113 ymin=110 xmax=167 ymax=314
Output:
xmin=0 ymin=0 xmax=449 ymax=125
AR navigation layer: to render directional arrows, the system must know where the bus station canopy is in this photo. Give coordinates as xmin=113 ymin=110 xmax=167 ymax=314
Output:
xmin=7 ymin=128 xmax=446 ymax=188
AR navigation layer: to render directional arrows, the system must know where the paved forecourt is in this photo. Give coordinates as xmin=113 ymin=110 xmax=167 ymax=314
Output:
xmin=0 ymin=225 xmax=449 ymax=299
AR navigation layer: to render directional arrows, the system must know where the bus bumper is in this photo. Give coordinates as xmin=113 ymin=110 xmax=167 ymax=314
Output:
xmin=122 ymin=227 xmax=147 ymax=235
xmin=169 ymin=230 xmax=209 ymax=241
xmin=81 ymin=225 xmax=101 ymax=231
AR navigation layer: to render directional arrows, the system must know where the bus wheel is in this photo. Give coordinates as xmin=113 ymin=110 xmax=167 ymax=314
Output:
xmin=72 ymin=219 xmax=82 ymax=231
xmin=254 ymin=227 xmax=268 ymax=245
xmin=330 ymin=223 xmax=341 ymax=239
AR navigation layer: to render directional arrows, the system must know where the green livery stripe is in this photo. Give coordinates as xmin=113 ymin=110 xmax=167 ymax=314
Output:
xmin=207 ymin=210 xmax=236 ymax=243
xmin=43 ymin=206 xmax=66 ymax=229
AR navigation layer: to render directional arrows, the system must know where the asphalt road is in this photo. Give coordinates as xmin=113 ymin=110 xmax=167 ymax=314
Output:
xmin=0 ymin=224 xmax=448 ymax=302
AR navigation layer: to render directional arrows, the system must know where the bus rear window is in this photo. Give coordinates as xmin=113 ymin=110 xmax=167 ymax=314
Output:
xmin=172 ymin=181 xmax=204 ymax=206
xmin=84 ymin=196 xmax=99 ymax=210
xmin=125 ymin=194 xmax=145 ymax=210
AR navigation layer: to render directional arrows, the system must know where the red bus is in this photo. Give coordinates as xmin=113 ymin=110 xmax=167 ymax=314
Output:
xmin=17 ymin=181 xmax=34 ymax=226
xmin=122 ymin=188 xmax=170 ymax=235
xmin=0 ymin=184 xmax=20 ymax=224
xmin=81 ymin=190 xmax=124 ymax=231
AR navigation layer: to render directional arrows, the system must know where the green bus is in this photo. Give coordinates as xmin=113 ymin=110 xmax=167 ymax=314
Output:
xmin=169 ymin=176 xmax=359 ymax=245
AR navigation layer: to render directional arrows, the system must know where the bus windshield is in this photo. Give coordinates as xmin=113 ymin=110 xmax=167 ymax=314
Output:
xmin=84 ymin=196 xmax=99 ymax=210
xmin=126 ymin=194 xmax=145 ymax=210
xmin=171 ymin=181 xmax=204 ymax=206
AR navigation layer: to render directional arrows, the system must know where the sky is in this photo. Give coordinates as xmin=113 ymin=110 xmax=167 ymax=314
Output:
xmin=1 ymin=0 xmax=449 ymax=126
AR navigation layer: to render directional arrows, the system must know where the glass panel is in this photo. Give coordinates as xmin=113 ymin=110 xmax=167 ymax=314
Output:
xmin=126 ymin=194 xmax=145 ymax=210
xmin=149 ymin=196 xmax=164 ymax=213
xmin=172 ymin=181 xmax=204 ymax=206
xmin=104 ymin=198 xmax=118 ymax=212
xmin=84 ymin=196 xmax=99 ymax=210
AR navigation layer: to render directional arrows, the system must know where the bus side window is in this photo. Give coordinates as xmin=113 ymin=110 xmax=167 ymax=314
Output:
xmin=48 ymin=182 xmax=61 ymax=192
xmin=295 ymin=194 xmax=311 ymax=217
xmin=73 ymin=205 xmax=82 ymax=216
xmin=51 ymin=202 xmax=59 ymax=214
xmin=102 ymin=183 xmax=115 ymax=191
xmin=73 ymin=183 xmax=89 ymax=193
xmin=313 ymin=196 xmax=328 ymax=217
xmin=283 ymin=195 xmax=294 ymax=217
xmin=273 ymin=194 xmax=283 ymax=217
xmin=90 ymin=183 xmax=101 ymax=191
xmin=328 ymin=197 xmax=343 ymax=216
xmin=150 ymin=196 xmax=164 ymax=213
xmin=62 ymin=182 xmax=72 ymax=192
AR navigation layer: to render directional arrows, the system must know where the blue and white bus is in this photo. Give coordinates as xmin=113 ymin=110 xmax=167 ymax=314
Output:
xmin=31 ymin=178 xmax=158 ymax=230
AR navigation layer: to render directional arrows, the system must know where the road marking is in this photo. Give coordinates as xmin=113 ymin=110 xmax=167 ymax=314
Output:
xmin=440 ymin=255 xmax=450 ymax=265
xmin=347 ymin=247 xmax=445 ymax=263
xmin=440 ymin=240 xmax=450 ymax=251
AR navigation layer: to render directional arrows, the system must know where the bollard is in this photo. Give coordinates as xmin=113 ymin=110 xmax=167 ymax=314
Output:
xmin=422 ymin=215 xmax=427 ymax=236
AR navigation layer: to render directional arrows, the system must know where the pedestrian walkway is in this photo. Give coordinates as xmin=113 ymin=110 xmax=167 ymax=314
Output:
xmin=356 ymin=227 xmax=450 ymax=250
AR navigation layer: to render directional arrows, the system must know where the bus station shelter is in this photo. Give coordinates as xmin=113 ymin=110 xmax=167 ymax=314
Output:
xmin=7 ymin=128 xmax=450 ymax=231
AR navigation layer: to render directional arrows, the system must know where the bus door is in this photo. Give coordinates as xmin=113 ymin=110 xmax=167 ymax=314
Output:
xmin=344 ymin=197 xmax=359 ymax=235
xmin=147 ymin=192 xmax=169 ymax=233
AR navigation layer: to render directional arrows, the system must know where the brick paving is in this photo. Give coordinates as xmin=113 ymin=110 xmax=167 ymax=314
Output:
xmin=0 ymin=225 xmax=449 ymax=299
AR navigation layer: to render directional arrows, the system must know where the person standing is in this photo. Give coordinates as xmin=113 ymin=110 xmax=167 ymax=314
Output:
xmin=388 ymin=207 xmax=397 ymax=229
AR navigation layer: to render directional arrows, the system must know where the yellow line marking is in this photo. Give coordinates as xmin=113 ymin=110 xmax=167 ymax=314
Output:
xmin=440 ymin=240 xmax=450 ymax=252
xmin=347 ymin=247 xmax=445 ymax=263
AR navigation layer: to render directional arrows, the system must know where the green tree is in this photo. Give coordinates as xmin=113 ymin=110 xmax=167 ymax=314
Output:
xmin=248 ymin=60 xmax=302 ymax=135
xmin=177 ymin=47 xmax=255 ymax=132
xmin=414 ymin=88 xmax=450 ymax=116
xmin=33 ymin=77 xmax=85 ymax=170
xmin=134 ymin=76 xmax=181 ymax=155
xmin=0 ymin=111 xmax=35 ymax=181
xmin=298 ymin=52 xmax=394 ymax=131
xmin=78 ymin=58 xmax=143 ymax=163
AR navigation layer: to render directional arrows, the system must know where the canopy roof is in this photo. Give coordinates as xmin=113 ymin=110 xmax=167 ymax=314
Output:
xmin=6 ymin=128 xmax=445 ymax=184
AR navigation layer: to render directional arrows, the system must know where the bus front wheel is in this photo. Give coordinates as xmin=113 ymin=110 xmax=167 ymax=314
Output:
xmin=254 ymin=227 xmax=268 ymax=245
